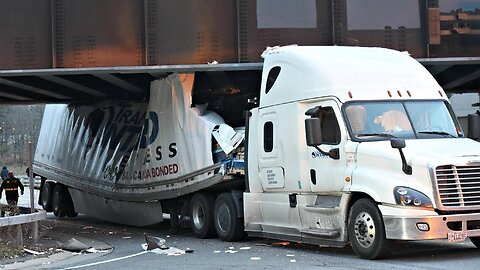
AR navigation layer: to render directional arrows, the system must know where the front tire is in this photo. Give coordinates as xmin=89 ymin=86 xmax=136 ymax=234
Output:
xmin=189 ymin=193 xmax=216 ymax=238
xmin=348 ymin=198 xmax=392 ymax=259
xmin=214 ymin=193 xmax=245 ymax=242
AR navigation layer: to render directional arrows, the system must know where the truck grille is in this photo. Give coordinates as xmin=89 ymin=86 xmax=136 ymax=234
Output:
xmin=436 ymin=165 xmax=480 ymax=208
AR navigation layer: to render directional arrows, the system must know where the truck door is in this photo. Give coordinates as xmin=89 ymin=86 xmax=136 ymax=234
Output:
xmin=306 ymin=100 xmax=348 ymax=193
xmin=257 ymin=109 xmax=302 ymax=239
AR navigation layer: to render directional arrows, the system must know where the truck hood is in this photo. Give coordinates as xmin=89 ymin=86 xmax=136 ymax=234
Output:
xmin=350 ymin=138 xmax=480 ymax=207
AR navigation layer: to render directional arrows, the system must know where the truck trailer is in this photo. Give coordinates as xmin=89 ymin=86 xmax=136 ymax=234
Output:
xmin=34 ymin=45 xmax=480 ymax=259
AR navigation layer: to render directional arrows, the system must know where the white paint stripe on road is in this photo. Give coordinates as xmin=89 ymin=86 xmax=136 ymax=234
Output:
xmin=62 ymin=250 xmax=149 ymax=269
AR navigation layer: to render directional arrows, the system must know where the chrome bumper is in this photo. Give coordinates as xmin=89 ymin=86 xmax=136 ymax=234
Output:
xmin=384 ymin=212 xmax=480 ymax=240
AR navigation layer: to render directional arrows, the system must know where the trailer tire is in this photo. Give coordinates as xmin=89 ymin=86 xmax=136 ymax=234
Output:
xmin=52 ymin=184 xmax=75 ymax=218
xmin=214 ymin=193 xmax=245 ymax=242
xmin=41 ymin=182 xmax=55 ymax=212
xmin=348 ymin=198 xmax=392 ymax=259
xmin=470 ymin=237 xmax=480 ymax=248
xmin=190 ymin=193 xmax=216 ymax=238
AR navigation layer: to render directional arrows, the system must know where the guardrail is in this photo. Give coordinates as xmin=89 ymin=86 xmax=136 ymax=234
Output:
xmin=0 ymin=205 xmax=46 ymax=245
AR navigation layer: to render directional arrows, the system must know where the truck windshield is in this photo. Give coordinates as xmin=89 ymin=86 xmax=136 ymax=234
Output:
xmin=344 ymin=100 xmax=463 ymax=141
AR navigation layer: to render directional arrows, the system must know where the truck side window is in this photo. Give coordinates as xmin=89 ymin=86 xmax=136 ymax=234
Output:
xmin=264 ymin=121 xmax=274 ymax=152
xmin=319 ymin=107 xmax=341 ymax=145
xmin=265 ymin=66 xmax=281 ymax=94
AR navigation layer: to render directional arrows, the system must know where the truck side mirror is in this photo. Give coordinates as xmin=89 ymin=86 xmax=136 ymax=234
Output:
xmin=468 ymin=114 xmax=480 ymax=140
xmin=390 ymin=138 xmax=412 ymax=175
xmin=390 ymin=138 xmax=406 ymax=149
xmin=305 ymin=118 xmax=322 ymax=146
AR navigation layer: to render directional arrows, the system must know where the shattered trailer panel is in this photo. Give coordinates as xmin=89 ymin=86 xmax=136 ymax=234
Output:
xmin=34 ymin=74 xmax=243 ymax=212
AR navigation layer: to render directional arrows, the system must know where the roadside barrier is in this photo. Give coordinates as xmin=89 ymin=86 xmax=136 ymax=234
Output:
xmin=0 ymin=205 xmax=46 ymax=246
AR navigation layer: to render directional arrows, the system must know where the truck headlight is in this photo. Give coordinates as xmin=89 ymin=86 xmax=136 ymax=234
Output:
xmin=394 ymin=187 xmax=433 ymax=208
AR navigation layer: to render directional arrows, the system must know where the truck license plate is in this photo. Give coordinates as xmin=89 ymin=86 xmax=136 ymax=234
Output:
xmin=447 ymin=231 xmax=467 ymax=242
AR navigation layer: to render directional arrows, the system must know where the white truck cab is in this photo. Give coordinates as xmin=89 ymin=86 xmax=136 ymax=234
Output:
xmin=243 ymin=45 xmax=480 ymax=259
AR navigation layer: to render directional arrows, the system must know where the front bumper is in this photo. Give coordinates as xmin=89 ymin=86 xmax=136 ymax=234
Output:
xmin=383 ymin=211 xmax=480 ymax=240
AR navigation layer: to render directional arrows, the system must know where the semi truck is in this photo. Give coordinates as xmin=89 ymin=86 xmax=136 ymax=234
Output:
xmin=34 ymin=45 xmax=480 ymax=259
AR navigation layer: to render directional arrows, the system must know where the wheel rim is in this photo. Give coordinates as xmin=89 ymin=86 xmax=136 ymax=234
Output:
xmin=353 ymin=211 xmax=376 ymax=248
xmin=192 ymin=203 xmax=206 ymax=229
xmin=216 ymin=203 xmax=231 ymax=234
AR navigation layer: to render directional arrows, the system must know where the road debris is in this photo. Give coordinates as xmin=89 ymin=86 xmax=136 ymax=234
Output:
xmin=144 ymin=234 xmax=166 ymax=250
xmin=85 ymin=247 xmax=110 ymax=253
xmin=23 ymin=248 xmax=46 ymax=255
xmin=141 ymin=243 xmax=187 ymax=256
xmin=141 ymin=234 xmax=192 ymax=256
xmin=290 ymin=259 xmax=297 ymax=263
xmin=59 ymin=238 xmax=90 ymax=252
xmin=250 ymin=257 xmax=261 ymax=260
xmin=272 ymin=241 xmax=290 ymax=246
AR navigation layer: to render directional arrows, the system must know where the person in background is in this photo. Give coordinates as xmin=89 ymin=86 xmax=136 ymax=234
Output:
xmin=0 ymin=171 xmax=24 ymax=206
xmin=1 ymin=166 xmax=8 ymax=180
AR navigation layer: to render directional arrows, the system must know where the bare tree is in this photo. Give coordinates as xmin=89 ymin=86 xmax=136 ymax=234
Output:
xmin=0 ymin=105 xmax=45 ymax=169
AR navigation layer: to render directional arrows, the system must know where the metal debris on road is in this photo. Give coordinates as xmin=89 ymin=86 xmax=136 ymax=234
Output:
xmin=59 ymin=238 xmax=90 ymax=252
xmin=144 ymin=234 xmax=167 ymax=250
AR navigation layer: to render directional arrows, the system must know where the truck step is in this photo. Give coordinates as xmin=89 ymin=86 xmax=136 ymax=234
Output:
xmin=300 ymin=227 xmax=340 ymax=238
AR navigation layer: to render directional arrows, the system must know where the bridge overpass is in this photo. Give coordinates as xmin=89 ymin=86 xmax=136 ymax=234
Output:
xmin=0 ymin=0 xmax=479 ymax=103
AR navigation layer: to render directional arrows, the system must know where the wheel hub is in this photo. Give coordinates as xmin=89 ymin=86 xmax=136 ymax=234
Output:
xmin=353 ymin=211 xmax=376 ymax=248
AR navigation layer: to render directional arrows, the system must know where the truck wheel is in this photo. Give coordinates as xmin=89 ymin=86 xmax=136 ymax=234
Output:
xmin=52 ymin=184 xmax=75 ymax=218
xmin=348 ymin=198 xmax=392 ymax=259
xmin=214 ymin=193 xmax=245 ymax=242
xmin=41 ymin=182 xmax=55 ymax=212
xmin=190 ymin=193 xmax=216 ymax=238
xmin=470 ymin=237 xmax=480 ymax=248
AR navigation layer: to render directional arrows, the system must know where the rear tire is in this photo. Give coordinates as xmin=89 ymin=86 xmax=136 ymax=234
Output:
xmin=52 ymin=184 xmax=75 ymax=218
xmin=214 ymin=193 xmax=245 ymax=242
xmin=348 ymin=198 xmax=392 ymax=259
xmin=190 ymin=193 xmax=216 ymax=238
xmin=41 ymin=182 xmax=55 ymax=212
